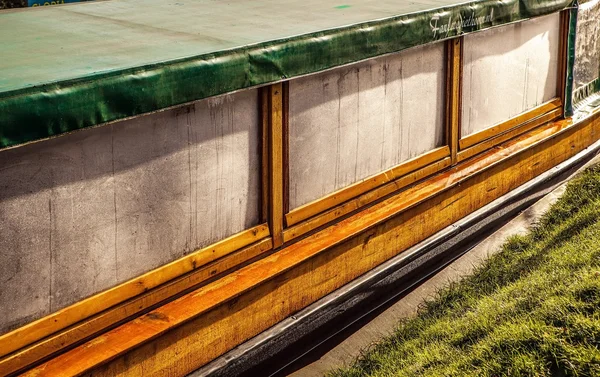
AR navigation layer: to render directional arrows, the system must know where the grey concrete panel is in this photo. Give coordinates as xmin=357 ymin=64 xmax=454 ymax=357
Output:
xmin=288 ymin=43 xmax=446 ymax=210
xmin=462 ymin=13 xmax=560 ymax=137
xmin=0 ymin=89 xmax=260 ymax=335
xmin=112 ymin=90 xmax=261 ymax=280
xmin=0 ymin=127 xmax=116 ymax=331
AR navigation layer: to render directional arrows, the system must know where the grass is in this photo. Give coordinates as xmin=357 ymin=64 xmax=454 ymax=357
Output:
xmin=328 ymin=165 xmax=600 ymax=377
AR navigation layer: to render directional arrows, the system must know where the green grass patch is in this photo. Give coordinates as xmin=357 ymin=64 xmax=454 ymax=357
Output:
xmin=328 ymin=165 xmax=600 ymax=377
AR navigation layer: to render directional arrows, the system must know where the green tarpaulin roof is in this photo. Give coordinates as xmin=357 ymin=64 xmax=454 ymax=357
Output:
xmin=0 ymin=0 xmax=573 ymax=149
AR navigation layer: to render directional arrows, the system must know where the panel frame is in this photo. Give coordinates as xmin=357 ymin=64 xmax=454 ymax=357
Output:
xmin=457 ymin=11 xmax=569 ymax=157
xmin=0 ymin=9 xmax=576 ymax=375
xmin=447 ymin=37 xmax=463 ymax=165
xmin=282 ymin=43 xmax=453 ymax=240
xmin=22 ymin=108 xmax=599 ymax=377
xmin=0 ymin=92 xmax=274 ymax=374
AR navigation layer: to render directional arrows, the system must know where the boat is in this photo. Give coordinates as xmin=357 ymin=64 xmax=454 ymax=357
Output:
xmin=0 ymin=0 xmax=598 ymax=375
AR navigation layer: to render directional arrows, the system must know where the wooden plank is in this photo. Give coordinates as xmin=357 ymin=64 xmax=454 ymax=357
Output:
xmin=283 ymin=82 xmax=290 ymax=216
xmin=261 ymin=88 xmax=270 ymax=223
xmin=557 ymin=10 xmax=570 ymax=108
xmin=0 ymin=224 xmax=270 ymax=364
xmin=0 ymin=89 xmax=263 ymax=341
xmin=446 ymin=37 xmax=462 ymax=164
xmin=458 ymin=107 xmax=563 ymax=163
xmin=269 ymin=83 xmax=285 ymax=248
xmin=22 ymin=112 xmax=598 ymax=377
xmin=283 ymin=157 xmax=451 ymax=242
xmin=0 ymin=237 xmax=273 ymax=377
xmin=285 ymin=146 xmax=450 ymax=227
xmin=459 ymin=98 xmax=562 ymax=149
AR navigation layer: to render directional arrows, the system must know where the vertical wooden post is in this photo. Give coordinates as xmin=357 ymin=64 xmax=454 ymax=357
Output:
xmin=260 ymin=88 xmax=270 ymax=224
xmin=282 ymin=82 xmax=290 ymax=217
xmin=557 ymin=9 xmax=570 ymax=109
xmin=268 ymin=83 xmax=285 ymax=247
xmin=446 ymin=37 xmax=463 ymax=165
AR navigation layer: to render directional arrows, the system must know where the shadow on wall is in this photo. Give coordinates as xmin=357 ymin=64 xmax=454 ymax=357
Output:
xmin=0 ymin=89 xmax=261 ymax=335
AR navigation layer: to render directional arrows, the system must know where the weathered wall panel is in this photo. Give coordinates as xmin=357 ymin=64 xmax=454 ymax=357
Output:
xmin=462 ymin=13 xmax=560 ymax=137
xmin=288 ymin=43 xmax=445 ymax=210
xmin=75 ymin=114 xmax=599 ymax=377
xmin=573 ymin=0 xmax=600 ymax=102
xmin=0 ymin=90 xmax=261 ymax=335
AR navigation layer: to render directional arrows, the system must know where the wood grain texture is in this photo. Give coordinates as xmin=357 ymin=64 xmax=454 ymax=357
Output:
xmin=459 ymin=98 xmax=562 ymax=150
xmin=283 ymin=157 xmax=451 ymax=242
xmin=446 ymin=37 xmax=462 ymax=164
xmin=285 ymin=146 xmax=450 ymax=227
xmin=557 ymin=10 xmax=569 ymax=108
xmin=283 ymin=82 xmax=291 ymax=215
xmin=269 ymin=84 xmax=285 ymax=248
xmin=261 ymin=87 xmax=270 ymax=223
xmin=458 ymin=107 xmax=563 ymax=163
xmin=22 ymin=111 xmax=600 ymax=377
xmin=0 ymin=225 xmax=270 ymax=375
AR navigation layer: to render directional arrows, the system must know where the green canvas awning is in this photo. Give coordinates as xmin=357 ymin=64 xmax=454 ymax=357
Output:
xmin=0 ymin=0 xmax=574 ymax=149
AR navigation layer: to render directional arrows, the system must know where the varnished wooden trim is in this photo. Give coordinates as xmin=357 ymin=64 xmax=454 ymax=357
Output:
xmin=285 ymin=146 xmax=450 ymax=227
xmin=446 ymin=37 xmax=462 ymax=165
xmin=269 ymin=84 xmax=285 ymax=248
xmin=23 ymin=112 xmax=596 ymax=377
xmin=459 ymin=98 xmax=562 ymax=150
xmin=0 ymin=224 xmax=270 ymax=366
xmin=458 ymin=107 xmax=563 ymax=163
xmin=283 ymin=82 xmax=290 ymax=215
xmin=557 ymin=10 xmax=570 ymax=108
xmin=0 ymin=237 xmax=273 ymax=377
xmin=260 ymin=88 xmax=270 ymax=223
xmin=460 ymin=13 xmax=566 ymax=150
xmin=284 ymin=157 xmax=451 ymax=242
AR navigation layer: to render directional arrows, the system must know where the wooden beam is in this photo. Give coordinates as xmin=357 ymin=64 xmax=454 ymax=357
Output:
xmin=283 ymin=82 xmax=290 ymax=216
xmin=458 ymin=107 xmax=563 ymax=163
xmin=459 ymin=98 xmax=563 ymax=150
xmin=0 ymin=224 xmax=271 ymax=374
xmin=283 ymin=157 xmax=451 ymax=242
xmin=268 ymin=83 xmax=285 ymax=248
xmin=557 ymin=9 xmax=570 ymax=108
xmin=446 ymin=37 xmax=462 ymax=164
xmin=260 ymin=87 xmax=270 ymax=223
xmin=285 ymin=146 xmax=450 ymax=227
xmin=22 ymin=111 xmax=598 ymax=377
